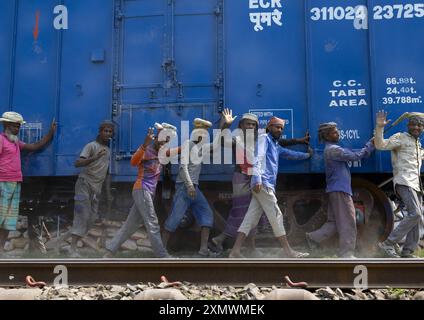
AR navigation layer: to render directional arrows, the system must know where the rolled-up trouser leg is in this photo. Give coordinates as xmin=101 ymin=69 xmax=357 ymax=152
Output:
xmin=71 ymin=178 xmax=94 ymax=238
xmin=89 ymin=193 xmax=100 ymax=227
xmin=237 ymin=196 xmax=264 ymax=236
xmin=389 ymin=185 xmax=423 ymax=252
xmin=106 ymin=204 xmax=142 ymax=254
xmin=250 ymin=187 xmax=286 ymax=238
xmin=308 ymin=193 xmax=338 ymax=244
xmin=133 ymin=189 xmax=169 ymax=258
xmin=403 ymin=223 xmax=420 ymax=254
xmin=332 ymin=192 xmax=357 ymax=256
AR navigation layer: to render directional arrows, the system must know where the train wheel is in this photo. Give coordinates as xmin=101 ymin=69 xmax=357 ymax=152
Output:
xmin=352 ymin=178 xmax=394 ymax=255
xmin=277 ymin=179 xmax=393 ymax=256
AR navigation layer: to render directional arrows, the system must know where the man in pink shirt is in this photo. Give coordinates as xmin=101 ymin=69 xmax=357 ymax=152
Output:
xmin=0 ymin=112 xmax=56 ymax=255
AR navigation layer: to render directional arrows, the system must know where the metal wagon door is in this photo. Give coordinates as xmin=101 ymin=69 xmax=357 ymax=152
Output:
xmin=112 ymin=0 xmax=224 ymax=179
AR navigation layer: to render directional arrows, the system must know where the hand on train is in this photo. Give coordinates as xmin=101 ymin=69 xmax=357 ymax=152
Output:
xmin=222 ymin=108 xmax=237 ymax=125
xmin=307 ymin=146 xmax=314 ymax=157
xmin=299 ymin=130 xmax=310 ymax=144
xmin=376 ymin=110 xmax=391 ymax=128
xmin=50 ymin=119 xmax=57 ymax=133
xmin=253 ymin=183 xmax=262 ymax=193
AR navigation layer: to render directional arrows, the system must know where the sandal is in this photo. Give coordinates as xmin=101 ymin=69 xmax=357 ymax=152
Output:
xmin=293 ymin=251 xmax=309 ymax=258
xmin=197 ymin=249 xmax=219 ymax=258
xmin=208 ymin=238 xmax=223 ymax=253
xmin=284 ymin=251 xmax=309 ymax=258
xmin=377 ymin=241 xmax=400 ymax=258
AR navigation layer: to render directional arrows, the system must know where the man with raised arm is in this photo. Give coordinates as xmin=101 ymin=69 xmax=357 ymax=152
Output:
xmin=0 ymin=112 xmax=56 ymax=255
xmin=375 ymin=111 xmax=424 ymax=258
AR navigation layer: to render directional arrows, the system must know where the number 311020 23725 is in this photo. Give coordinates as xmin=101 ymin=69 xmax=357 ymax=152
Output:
xmin=310 ymin=4 xmax=424 ymax=22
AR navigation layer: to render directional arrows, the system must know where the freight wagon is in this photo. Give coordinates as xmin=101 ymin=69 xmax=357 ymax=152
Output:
xmin=1 ymin=0 xmax=423 ymax=254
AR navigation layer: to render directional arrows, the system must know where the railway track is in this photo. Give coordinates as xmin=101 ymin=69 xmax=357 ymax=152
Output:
xmin=0 ymin=259 xmax=423 ymax=289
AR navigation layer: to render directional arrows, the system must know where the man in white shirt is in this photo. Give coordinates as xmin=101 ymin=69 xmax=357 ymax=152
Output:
xmin=375 ymin=111 xmax=424 ymax=258
xmin=161 ymin=118 xmax=216 ymax=257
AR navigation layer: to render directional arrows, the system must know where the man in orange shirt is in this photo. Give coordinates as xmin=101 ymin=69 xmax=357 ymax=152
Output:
xmin=105 ymin=124 xmax=178 ymax=258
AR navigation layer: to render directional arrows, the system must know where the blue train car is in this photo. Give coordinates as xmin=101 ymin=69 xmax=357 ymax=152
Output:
xmin=1 ymin=0 xmax=423 ymax=250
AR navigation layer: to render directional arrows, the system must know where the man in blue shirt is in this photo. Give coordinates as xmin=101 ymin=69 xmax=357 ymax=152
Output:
xmin=229 ymin=117 xmax=312 ymax=258
xmin=306 ymin=122 xmax=375 ymax=258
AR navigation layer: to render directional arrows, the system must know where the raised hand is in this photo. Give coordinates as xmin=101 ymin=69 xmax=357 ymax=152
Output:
xmin=143 ymin=127 xmax=155 ymax=147
xmin=376 ymin=110 xmax=391 ymax=128
xmin=221 ymin=108 xmax=237 ymax=125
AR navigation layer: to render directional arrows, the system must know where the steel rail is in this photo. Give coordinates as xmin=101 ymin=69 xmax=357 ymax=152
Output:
xmin=0 ymin=259 xmax=423 ymax=289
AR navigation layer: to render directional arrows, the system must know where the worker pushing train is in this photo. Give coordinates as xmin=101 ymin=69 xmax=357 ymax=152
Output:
xmin=305 ymin=122 xmax=375 ymax=258
xmin=211 ymin=109 xmax=310 ymax=254
xmin=376 ymin=111 xmax=424 ymax=258
xmin=69 ymin=120 xmax=114 ymax=257
xmin=229 ymin=116 xmax=312 ymax=258
xmin=161 ymin=118 xmax=219 ymax=257
xmin=0 ymin=111 xmax=56 ymax=256
xmin=104 ymin=124 xmax=179 ymax=258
